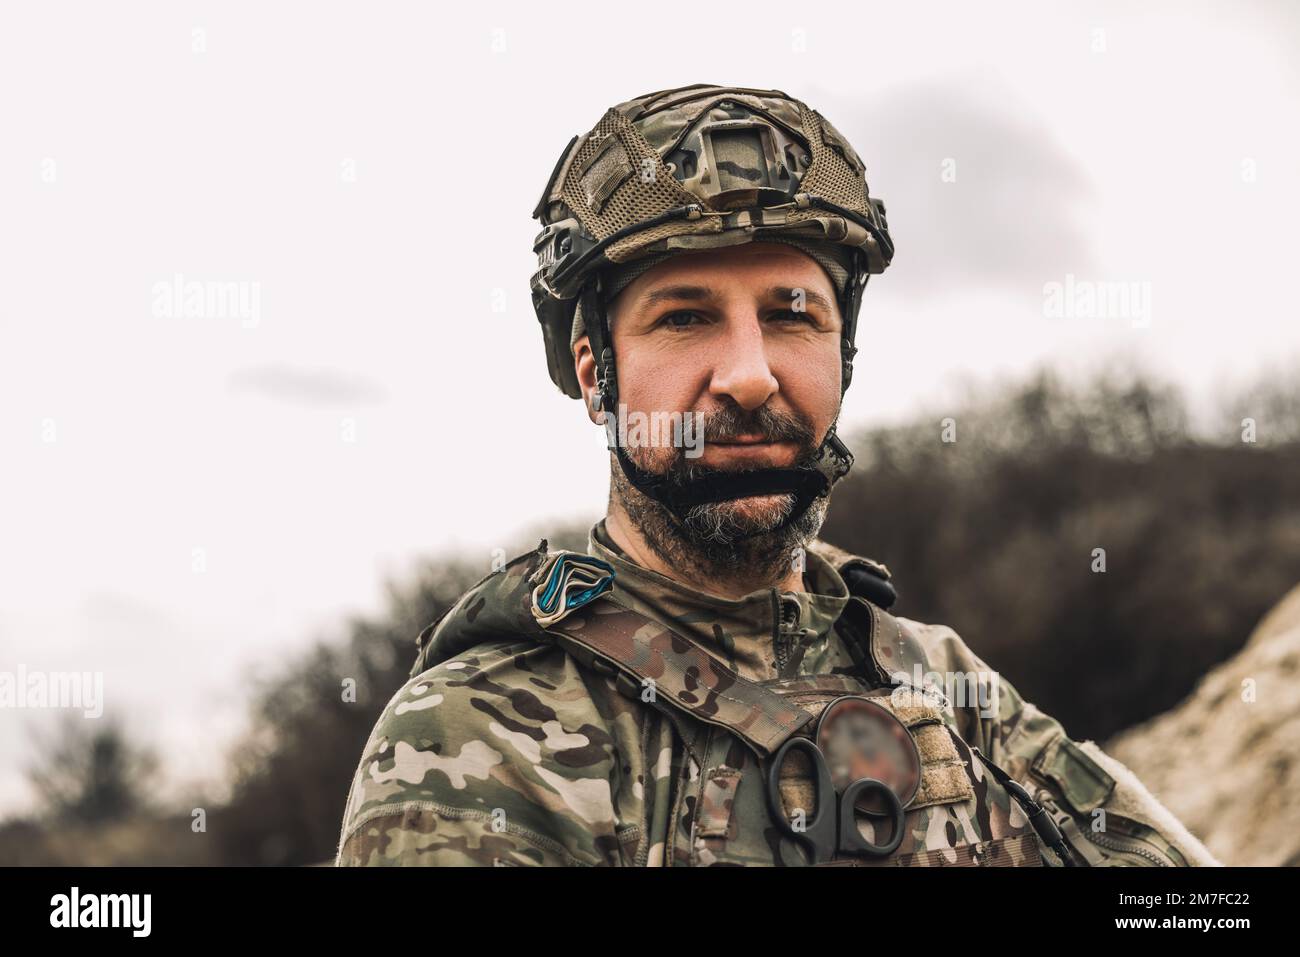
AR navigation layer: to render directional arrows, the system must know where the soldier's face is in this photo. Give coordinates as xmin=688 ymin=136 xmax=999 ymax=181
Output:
xmin=575 ymin=243 xmax=844 ymax=528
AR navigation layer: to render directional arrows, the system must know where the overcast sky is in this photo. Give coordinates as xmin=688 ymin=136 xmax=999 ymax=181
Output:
xmin=2 ymin=0 xmax=1297 ymax=816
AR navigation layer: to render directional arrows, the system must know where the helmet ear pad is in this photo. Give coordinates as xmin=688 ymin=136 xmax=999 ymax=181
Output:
xmin=536 ymin=292 xmax=584 ymax=400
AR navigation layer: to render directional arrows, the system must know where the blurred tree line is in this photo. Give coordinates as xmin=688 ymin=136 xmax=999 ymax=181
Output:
xmin=5 ymin=366 xmax=1298 ymax=865
xmin=825 ymin=366 xmax=1300 ymax=749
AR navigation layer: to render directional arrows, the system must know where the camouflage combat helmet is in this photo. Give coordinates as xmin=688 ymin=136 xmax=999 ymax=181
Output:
xmin=528 ymin=83 xmax=896 ymax=529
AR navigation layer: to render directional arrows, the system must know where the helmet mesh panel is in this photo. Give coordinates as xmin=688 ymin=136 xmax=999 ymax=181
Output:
xmin=560 ymin=108 xmax=701 ymax=242
xmin=797 ymin=103 xmax=869 ymax=210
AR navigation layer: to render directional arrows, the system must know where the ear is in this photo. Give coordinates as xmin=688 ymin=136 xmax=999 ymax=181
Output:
xmin=573 ymin=335 xmax=604 ymax=425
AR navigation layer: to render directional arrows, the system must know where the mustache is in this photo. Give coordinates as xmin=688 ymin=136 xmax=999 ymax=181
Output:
xmin=700 ymin=404 xmax=817 ymax=446
xmin=616 ymin=402 xmax=825 ymax=484
xmin=652 ymin=404 xmax=821 ymax=489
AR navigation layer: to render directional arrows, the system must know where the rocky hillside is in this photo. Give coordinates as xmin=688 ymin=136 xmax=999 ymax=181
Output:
xmin=1106 ymin=583 xmax=1300 ymax=866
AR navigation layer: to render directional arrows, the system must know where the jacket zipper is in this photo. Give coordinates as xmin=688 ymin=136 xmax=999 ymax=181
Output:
xmin=774 ymin=594 xmax=799 ymax=677
xmin=1083 ymin=827 xmax=1175 ymax=866
xmin=1039 ymin=790 xmax=1176 ymax=867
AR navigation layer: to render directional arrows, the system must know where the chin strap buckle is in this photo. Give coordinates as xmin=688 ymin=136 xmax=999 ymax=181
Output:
xmin=821 ymin=429 xmax=854 ymax=483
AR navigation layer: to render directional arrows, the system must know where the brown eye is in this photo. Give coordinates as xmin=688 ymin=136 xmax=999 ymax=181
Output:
xmin=770 ymin=309 xmax=815 ymax=325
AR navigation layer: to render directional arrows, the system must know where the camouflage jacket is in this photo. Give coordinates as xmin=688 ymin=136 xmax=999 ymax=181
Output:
xmin=336 ymin=521 xmax=1220 ymax=867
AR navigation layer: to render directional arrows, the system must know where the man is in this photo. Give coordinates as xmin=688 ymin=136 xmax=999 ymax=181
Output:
xmin=336 ymin=84 xmax=1218 ymax=867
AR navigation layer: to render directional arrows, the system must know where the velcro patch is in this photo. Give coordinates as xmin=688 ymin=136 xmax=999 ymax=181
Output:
xmin=776 ymin=691 xmax=973 ymax=814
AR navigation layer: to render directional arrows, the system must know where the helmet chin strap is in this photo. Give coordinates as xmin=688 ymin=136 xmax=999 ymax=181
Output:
xmin=580 ymin=277 xmax=857 ymax=536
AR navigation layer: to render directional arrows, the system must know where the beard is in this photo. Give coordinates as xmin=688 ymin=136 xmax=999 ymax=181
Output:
xmin=610 ymin=401 xmax=832 ymax=585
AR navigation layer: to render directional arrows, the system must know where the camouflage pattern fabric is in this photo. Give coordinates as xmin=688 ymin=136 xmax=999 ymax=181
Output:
xmin=336 ymin=520 xmax=1219 ymax=867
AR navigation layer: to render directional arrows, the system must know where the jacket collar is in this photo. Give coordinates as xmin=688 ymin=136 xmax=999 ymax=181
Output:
xmin=586 ymin=519 xmax=850 ymax=682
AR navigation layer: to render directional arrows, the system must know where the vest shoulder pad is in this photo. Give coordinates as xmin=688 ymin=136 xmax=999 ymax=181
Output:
xmin=807 ymin=537 xmax=898 ymax=609
xmin=409 ymin=539 xmax=554 ymax=678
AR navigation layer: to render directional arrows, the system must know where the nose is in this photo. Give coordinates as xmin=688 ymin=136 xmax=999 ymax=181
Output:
xmin=707 ymin=312 xmax=779 ymax=411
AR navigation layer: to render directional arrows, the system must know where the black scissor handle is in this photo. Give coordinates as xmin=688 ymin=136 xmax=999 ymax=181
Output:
xmin=764 ymin=735 xmax=838 ymax=864
xmin=838 ymin=777 xmax=906 ymax=857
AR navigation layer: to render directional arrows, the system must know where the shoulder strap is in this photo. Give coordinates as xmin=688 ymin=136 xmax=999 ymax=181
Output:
xmin=524 ymin=548 xmax=817 ymax=757
xmin=409 ymin=544 xmax=816 ymax=757
xmin=548 ymin=597 xmax=938 ymax=758
xmin=411 ymin=544 xmax=926 ymax=760
xmin=543 ymin=600 xmax=815 ymax=759
xmin=526 ymin=549 xmax=938 ymax=758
